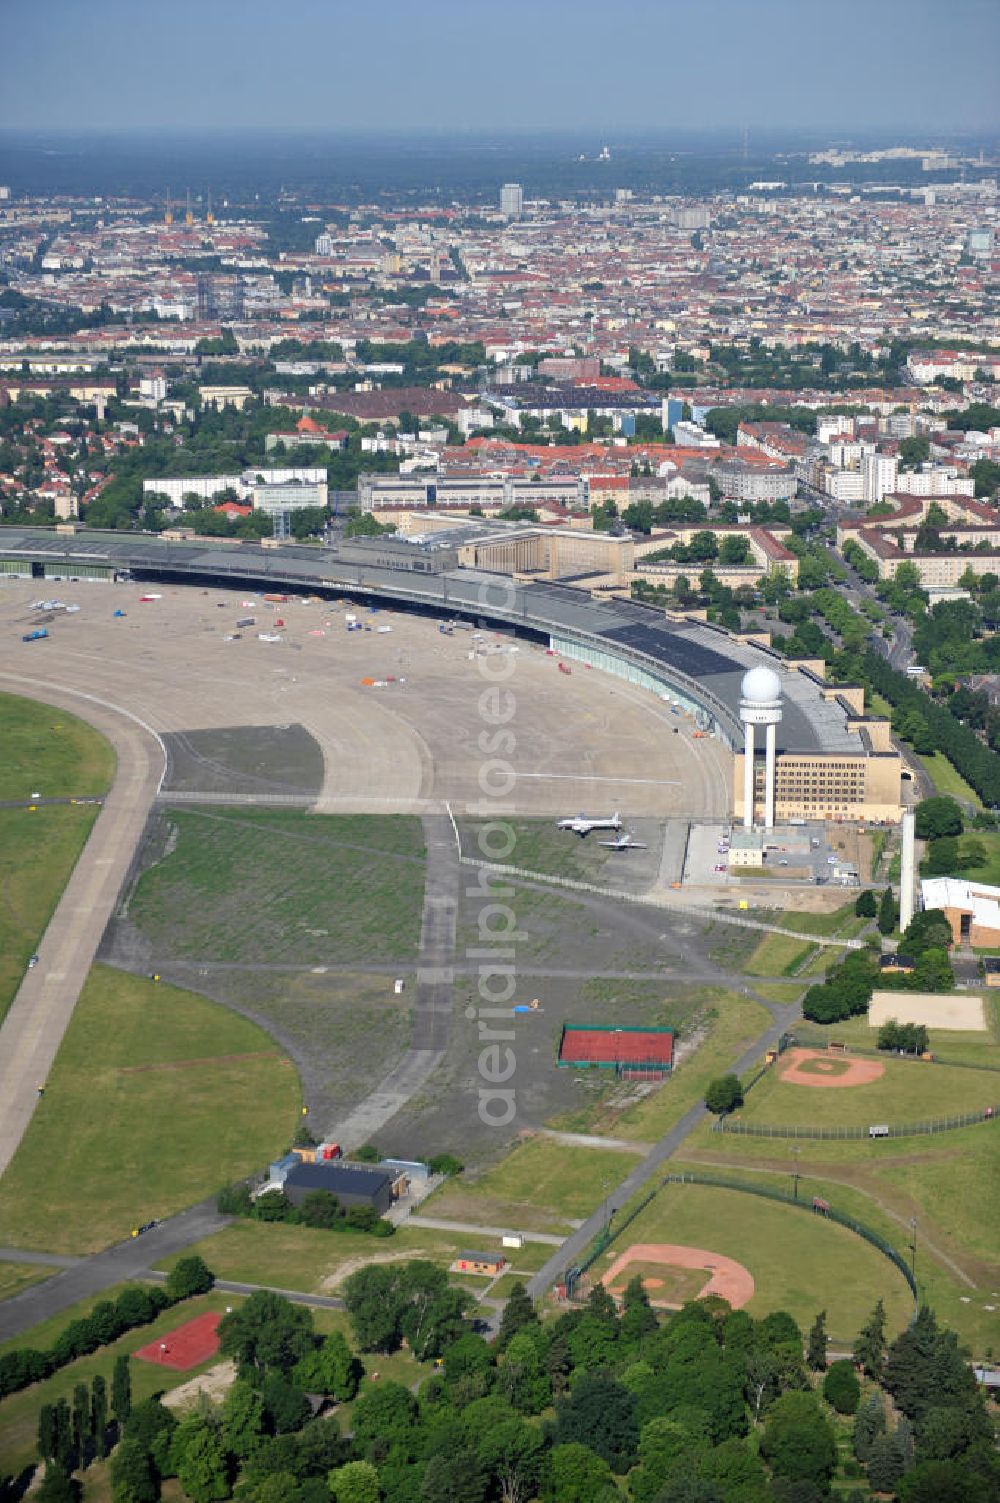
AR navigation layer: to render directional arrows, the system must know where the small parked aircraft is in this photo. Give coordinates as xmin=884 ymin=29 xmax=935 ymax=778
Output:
xmin=556 ymin=811 xmax=622 ymax=837
xmin=600 ymin=831 xmax=647 ymax=851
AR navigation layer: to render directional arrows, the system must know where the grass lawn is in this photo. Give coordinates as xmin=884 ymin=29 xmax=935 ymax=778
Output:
xmin=949 ymin=831 xmax=1000 ymax=888
xmin=594 ymin=1182 xmax=914 ymax=1345
xmin=672 ymin=1121 xmax=1000 ymax=1357
xmin=129 ymin=807 xmax=426 ymax=965
xmin=0 ymin=965 xmax=301 ymax=1254
xmin=0 ymin=1289 xmax=239 ymax=1476
xmin=921 ymin=752 xmax=983 ymax=810
xmin=751 ymin=983 xmax=805 ymax=1005
xmin=737 ymin=1053 xmax=996 ymax=1129
xmin=0 ymin=692 xmax=116 ymax=801
xmin=157 ymin=1218 xmax=552 ymax=1295
xmin=795 ymin=1003 xmax=1000 ymax=1070
xmin=459 ymin=818 xmax=622 ymax=884
xmin=0 ymin=1263 xmax=51 ymax=1304
xmin=424 ymin=1137 xmax=635 ymax=1235
xmin=0 ymin=804 xmax=99 ymax=1025
xmin=744 ymin=930 xmax=813 ymax=977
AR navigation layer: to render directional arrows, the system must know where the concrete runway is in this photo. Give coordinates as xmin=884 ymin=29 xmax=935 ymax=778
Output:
xmin=0 ymin=673 xmax=165 ymax=1179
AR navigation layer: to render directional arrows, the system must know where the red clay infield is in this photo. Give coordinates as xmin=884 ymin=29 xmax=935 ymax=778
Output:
xmin=601 ymin=1242 xmax=755 ymax=1309
xmin=133 ymin=1312 xmax=222 ymax=1371
xmin=778 ymin=1047 xmax=884 ymax=1088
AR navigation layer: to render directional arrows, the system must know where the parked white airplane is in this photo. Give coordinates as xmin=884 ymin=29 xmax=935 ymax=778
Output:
xmin=557 ymin=811 xmax=622 ymax=837
xmin=600 ymin=831 xmax=647 ymax=851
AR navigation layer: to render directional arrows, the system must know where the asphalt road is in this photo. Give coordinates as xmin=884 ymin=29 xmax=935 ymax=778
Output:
xmin=0 ymin=675 xmax=165 ymax=1179
xmin=0 ymin=1200 xmax=227 ymax=1344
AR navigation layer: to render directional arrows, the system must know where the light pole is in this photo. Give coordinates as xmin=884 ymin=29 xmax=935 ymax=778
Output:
xmin=909 ymin=1217 xmax=918 ymax=1285
xmin=791 ymin=1144 xmax=802 ymax=1201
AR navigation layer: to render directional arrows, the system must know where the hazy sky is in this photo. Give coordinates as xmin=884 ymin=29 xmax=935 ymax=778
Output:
xmin=4 ymin=0 xmax=998 ymax=134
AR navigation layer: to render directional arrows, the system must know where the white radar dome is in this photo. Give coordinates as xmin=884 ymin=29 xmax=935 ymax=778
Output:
xmin=741 ymin=666 xmax=782 ymax=704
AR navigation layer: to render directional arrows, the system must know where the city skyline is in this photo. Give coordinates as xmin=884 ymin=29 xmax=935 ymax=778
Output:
xmin=3 ymin=0 xmax=999 ymax=135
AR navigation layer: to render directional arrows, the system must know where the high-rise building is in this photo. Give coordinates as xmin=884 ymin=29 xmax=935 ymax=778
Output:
xmin=500 ymin=183 xmax=523 ymax=219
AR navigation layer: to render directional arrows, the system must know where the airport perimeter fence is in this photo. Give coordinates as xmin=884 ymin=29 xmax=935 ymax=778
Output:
xmin=453 ymin=848 xmax=864 ymax=950
xmin=714 ymin=1107 xmax=999 ymax=1141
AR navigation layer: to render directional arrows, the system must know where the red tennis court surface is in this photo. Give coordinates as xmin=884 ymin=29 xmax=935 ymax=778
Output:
xmin=133 ymin=1312 xmax=222 ymax=1371
xmin=558 ymin=1024 xmax=674 ymax=1070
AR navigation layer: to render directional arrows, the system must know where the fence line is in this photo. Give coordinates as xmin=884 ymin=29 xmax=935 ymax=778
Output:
xmin=460 ymin=858 xmax=864 ymax=948
xmin=715 ymin=1108 xmax=998 ymax=1140
xmin=563 ymin=1168 xmax=917 ymax=1310
xmin=657 ymin=1171 xmax=918 ymax=1304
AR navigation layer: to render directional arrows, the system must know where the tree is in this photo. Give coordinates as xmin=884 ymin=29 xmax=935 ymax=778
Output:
xmin=91 ymin=1375 xmax=108 ymax=1460
xmin=552 ymin=1371 xmax=639 ymax=1473
xmin=35 ymin=1465 xmax=79 ymax=1503
xmin=621 ymin=1275 xmax=658 ymax=1343
xmin=877 ymin=886 xmax=898 ymax=935
xmin=759 ymin=1391 xmax=838 ymax=1491
xmin=704 ymin=1075 xmax=743 ymax=1114
xmin=111 ymin=1355 xmax=131 ymax=1427
xmin=421 ymin=1449 xmax=487 ymax=1503
xmin=866 ymin=1432 xmax=907 ymax=1494
xmin=122 ymin=1397 xmax=177 ymax=1477
xmin=171 ymin=1414 xmax=230 ymax=1503
xmin=496 ymin=1331 xmax=550 ymax=1415
xmin=292 ymin=1331 xmax=362 ymax=1401
xmin=854 ymin=889 xmax=877 ymax=919
xmin=329 ymin=1461 xmax=381 ymax=1503
xmin=883 ymin=1305 xmax=984 ymax=1426
xmin=852 ymin=1391 xmax=886 ymax=1461
xmin=72 ymin=1381 xmax=92 ymax=1463
xmin=350 ymin=1381 xmax=418 ymax=1461
xmin=218 ymin=1290 xmax=314 ymax=1374
xmin=38 ymin=1403 xmax=58 ymax=1464
xmin=914 ymin=796 xmax=964 ymax=841
xmin=110 ymin=1437 xmax=158 ymax=1503
xmin=853 ymin=1298 xmax=887 ymax=1380
xmin=259 ymin=1374 xmax=311 ymax=1435
xmin=165 ymin=1256 xmax=213 ymax=1302
xmin=822 ymin=1359 xmax=860 ymax=1415
xmin=806 ymin=1312 xmax=827 ymax=1373
xmin=299 ymin=1191 xmax=341 ymax=1229
xmin=898 ymin=1458 xmax=994 ymax=1503
xmin=495 ymin=1282 xmax=539 ymax=1352
xmin=546 ymin=1442 xmax=618 ymax=1503
xmin=221 ymin=1380 xmax=265 ymax=1460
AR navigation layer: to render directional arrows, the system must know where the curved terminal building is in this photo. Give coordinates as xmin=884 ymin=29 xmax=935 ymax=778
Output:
xmin=0 ymin=526 xmax=902 ymax=825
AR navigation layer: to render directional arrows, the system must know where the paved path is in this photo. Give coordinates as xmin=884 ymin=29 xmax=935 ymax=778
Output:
xmin=0 ymin=1200 xmax=228 ymax=1344
xmin=525 ymin=1000 xmax=802 ymax=1299
xmin=0 ymin=1248 xmax=81 ymax=1268
xmin=322 ymin=813 xmax=460 ymax=1150
xmin=406 ymin=1216 xmax=565 ymax=1246
xmin=0 ymin=676 xmax=166 ymax=1179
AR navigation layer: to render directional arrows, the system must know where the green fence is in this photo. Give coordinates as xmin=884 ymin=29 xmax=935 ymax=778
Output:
xmin=564 ymin=1166 xmax=918 ymax=1311
xmin=716 ymin=1108 xmax=998 ymax=1141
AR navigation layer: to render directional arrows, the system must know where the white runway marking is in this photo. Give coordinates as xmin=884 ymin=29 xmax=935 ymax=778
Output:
xmin=518 ymin=773 xmax=683 ymax=786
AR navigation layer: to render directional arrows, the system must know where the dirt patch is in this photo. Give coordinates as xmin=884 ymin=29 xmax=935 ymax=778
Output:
xmin=319 ymin=1247 xmax=434 ymax=1293
xmin=163 ymin=1360 xmax=237 ymax=1411
xmin=779 ymin=1047 xmax=885 ymax=1089
xmin=602 ymin=1241 xmax=754 ymax=1309
xmin=869 ymin=991 xmax=987 ymax=1031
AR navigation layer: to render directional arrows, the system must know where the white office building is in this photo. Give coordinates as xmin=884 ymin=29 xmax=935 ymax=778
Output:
xmin=500 ymin=183 xmax=524 ymax=219
xmin=863 ymin=452 xmax=899 ymax=505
